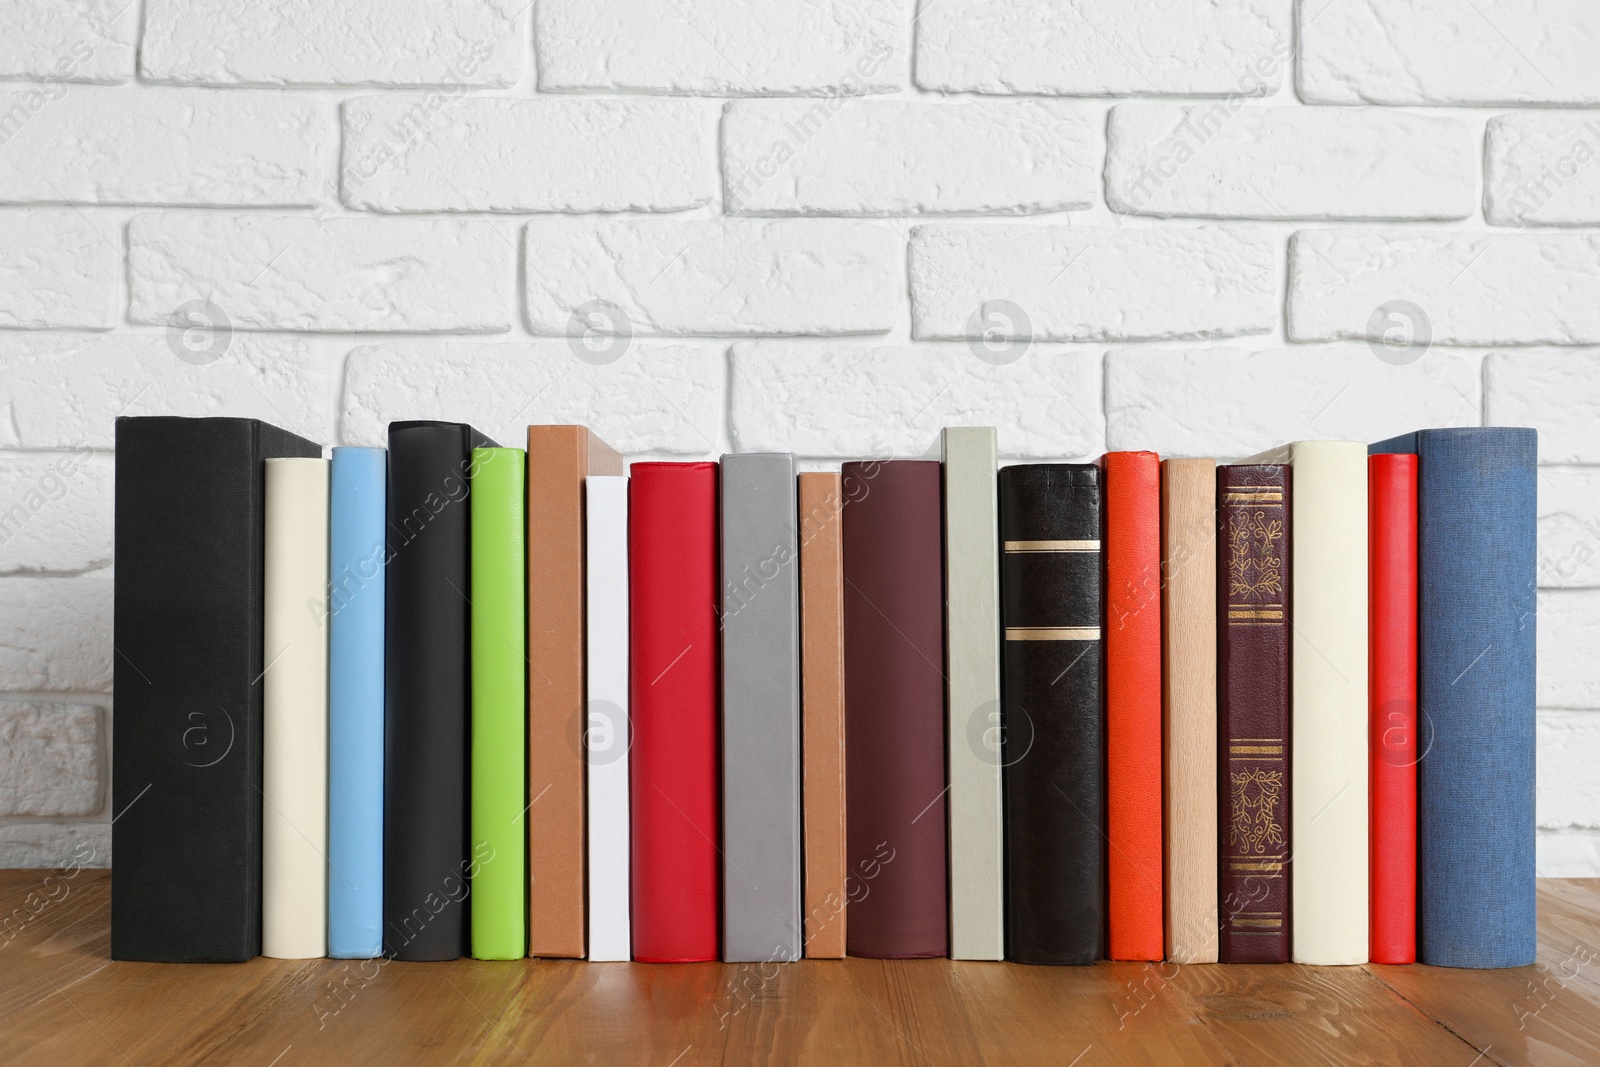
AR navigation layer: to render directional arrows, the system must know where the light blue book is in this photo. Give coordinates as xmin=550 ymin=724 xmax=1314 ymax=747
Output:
xmin=328 ymin=446 xmax=386 ymax=958
xmin=1372 ymin=427 xmax=1537 ymax=968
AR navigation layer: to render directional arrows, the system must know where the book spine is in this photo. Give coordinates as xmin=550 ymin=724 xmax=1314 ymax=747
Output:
xmin=1380 ymin=428 xmax=1537 ymax=968
xmin=470 ymin=447 xmax=527 ymax=960
xmin=262 ymin=457 xmax=330 ymax=959
xmin=1161 ymin=458 xmax=1218 ymax=964
xmin=112 ymin=417 xmax=320 ymax=963
xmin=384 ymin=422 xmax=488 ymax=961
xmin=843 ymin=460 xmax=947 ymax=959
xmin=328 ymin=446 xmax=385 ymax=960
xmin=943 ymin=428 xmax=1004 ymax=961
xmin=721 ymin=452 xmax=802 ymax=963
xmin=1368 ymin=453 xmax=1418 ymax=965
xmin=526 ymin=426 xmax=621 ymax=958
xmin=999 ymin=463 xmax=1104 ymax=965
xmin=1104 ymin=450 xmax=1164 ymax=961
xmin=586 ymin=475 xmax=631 ymax=962
xmin=798 ymin=472 xmax=847 ymax=959
xmin=629 ymin=462 xmax=720 ymax=962
xmin=1217 ymin=464 xmax=1292 ymax=964
xmin=1288 ymin=441 xmax=1369 ymax=965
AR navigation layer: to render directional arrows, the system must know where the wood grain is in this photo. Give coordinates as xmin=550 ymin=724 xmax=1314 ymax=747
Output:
xmin=2 ymin=872 xmax=1598 ymax=1065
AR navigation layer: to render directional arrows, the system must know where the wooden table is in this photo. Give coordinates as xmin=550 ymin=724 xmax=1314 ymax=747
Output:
xmin=3 ymin=871 xmax=1599 ymax=1065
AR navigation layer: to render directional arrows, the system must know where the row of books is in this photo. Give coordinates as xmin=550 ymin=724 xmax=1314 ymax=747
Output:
xmin=108 ymin=418 xmax=1537 ymax=969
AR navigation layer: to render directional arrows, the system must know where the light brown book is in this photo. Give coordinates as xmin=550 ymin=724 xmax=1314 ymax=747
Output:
xmin=526 ymin=425 xmax=622 ymax=958
xmin=798 ymin=472 xmax=847 ymax=958
xmin=1161 ymin=458 xmax=1219 ymax=964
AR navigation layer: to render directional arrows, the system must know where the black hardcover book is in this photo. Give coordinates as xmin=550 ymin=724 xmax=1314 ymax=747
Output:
xmin=999 ymin=464 xmax=1105 ymax=965
xmin=383 ymin=421 xmax=497 ymax=961
xmin=112 ymin=416 xmax=321 ymax=963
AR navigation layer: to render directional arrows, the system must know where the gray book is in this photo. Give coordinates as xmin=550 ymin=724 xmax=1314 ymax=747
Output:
xmin=943 ymin=427 xmax=1005 ymax=960
xmin=721 ymin=452 xmax=803 ymax=963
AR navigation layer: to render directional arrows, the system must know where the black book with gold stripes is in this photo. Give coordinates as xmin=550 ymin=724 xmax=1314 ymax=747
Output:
xmin=997 ymin=463 xmax=1104 ymax=965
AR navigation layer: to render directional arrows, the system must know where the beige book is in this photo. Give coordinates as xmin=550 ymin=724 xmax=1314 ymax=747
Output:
xmin=1160 ymin=458 xmax=1219 ymax=964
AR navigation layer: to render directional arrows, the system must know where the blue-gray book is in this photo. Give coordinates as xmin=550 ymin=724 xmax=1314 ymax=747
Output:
xmin=1371 ymin=427 xmax=1537 ymax=968
xmin=328 ymin=446 xmax=386 ymax=958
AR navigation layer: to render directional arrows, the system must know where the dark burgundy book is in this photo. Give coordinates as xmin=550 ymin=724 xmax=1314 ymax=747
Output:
xmin=842 ymin=460 xmax=947 ymax=958
xmin=1216 ymin=464 xmax=1292 ymax=963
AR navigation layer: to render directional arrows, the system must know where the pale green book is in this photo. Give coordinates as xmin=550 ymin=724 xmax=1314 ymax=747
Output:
xmin=469 ymin=447 xmax=527 ymax=959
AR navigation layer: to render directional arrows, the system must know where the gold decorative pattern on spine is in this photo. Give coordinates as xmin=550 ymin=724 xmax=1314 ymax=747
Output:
xmin=1227 ymin=766 xmax=1285 ymax=855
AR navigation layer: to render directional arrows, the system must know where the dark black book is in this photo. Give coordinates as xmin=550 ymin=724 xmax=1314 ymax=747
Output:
xmin=999 ymin=463 xmax=1105 ymax=965
xmin=112 ymin=416 xmax=321 ymax=963
xmin=383 ymin=421 xmax=496 ymax=961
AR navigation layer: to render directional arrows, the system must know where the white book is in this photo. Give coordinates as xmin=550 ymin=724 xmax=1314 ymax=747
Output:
xmin=262 ymin=457 xmax=329 ymax=959
xmin=942 ymin=428 xmax=1004 ymax=960
xmin=586 ymin=475 xmax=631 ymax=962
xmin=1253 ymin=440 xmax=1370 ymax=965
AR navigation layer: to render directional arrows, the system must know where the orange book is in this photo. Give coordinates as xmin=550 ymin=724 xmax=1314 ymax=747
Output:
xmin=1102 ymin=450 xmax=1164 ymax=960
xmin=525 ymin=426 xmax=622 ymax=958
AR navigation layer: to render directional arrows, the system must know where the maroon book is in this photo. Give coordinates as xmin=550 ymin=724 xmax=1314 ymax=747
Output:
xmin=1216 ymin=464 xmax=1292 ymax=963
xmin=842 ymin=460 xmax=947 ymax=958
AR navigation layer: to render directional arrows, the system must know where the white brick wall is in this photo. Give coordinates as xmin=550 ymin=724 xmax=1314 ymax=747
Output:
xmin=1 ymin=1 xmax=1597 ymax=872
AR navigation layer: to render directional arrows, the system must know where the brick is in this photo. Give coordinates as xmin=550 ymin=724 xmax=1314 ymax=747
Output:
xmin=1485 ymin=112 xmax=1600 ymax=226
xmin=1290 ymin=231 xmax=1600 ymax=346
xmin=0 ymin=211 xmax=117 ymax=329
xmin=0 ymin=578 xmax=113 ymax=691
xmin=341 ymin=341 xmax=722 ymax=456
xmin=0 ymin=334 xmax=330 ymax=449
xmin=1485 ymin=351 xmax=1600 ymax=463
xmin=916 ymin=0 xmax=1288 ymax=96
xmin=0 ymin=88 xmax=333 ymax=207
xmin=1538 ymin=468 xmax=1600 ymax=589
xmin=1104 ymin=346 xmax=1481 ymax=457
xmin=723 ymin=100 xmax=1096 ymax=216
xmin=0 ymin=702 xmax=102 ymax=817
xmin=1539 ymin=711 xmax=1600 ymax=828
xmin=0 ymin=822 xmax=108 ymax=869
xmin=729 ymin=342 xmax=1102 ymax=458
xmin=536 ymin=0 xmax=903 ymax=95
xmin=342 ymin=96 xmax=713 ymax=213
xmin=911 ymin=225 xmax=1275 ymax=342
xmin=0 ymin=2 xmax=133 ymax=83
xmin=0 ymin=453 xmax=112 ymax=575
xmin=129 ymin=214 xmax=512 ymax=333
xmin=524 ymin=219 xmax=899 ymax=336
xmin=1540 ymin=589 xmax=1600 ymax=709
xmin=1298 ymin=0 xmax=1600 ymax=105
xmin=1107 ymin=103 xmax=1476 ymax=220
xmin=140 ymin=0 xmax=522 ymax=87
xmin=1539 ymin=827 xmax=1600 ymax=876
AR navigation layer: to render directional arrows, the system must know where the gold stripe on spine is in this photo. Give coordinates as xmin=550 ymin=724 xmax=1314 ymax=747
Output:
xmin=1004 ymin=626 xmax=1101 ymax=641
xmin=1002 ymin=539 xmax=1100 ymax=553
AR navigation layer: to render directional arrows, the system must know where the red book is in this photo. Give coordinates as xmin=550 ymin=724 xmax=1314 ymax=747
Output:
xmin=1102 ymin=451 xmax=1164 ymax=960
xmin=1369 ymin=453 xmax=1418 ymax=964
xmin=629 ymin=462 xmax=720 ymax=962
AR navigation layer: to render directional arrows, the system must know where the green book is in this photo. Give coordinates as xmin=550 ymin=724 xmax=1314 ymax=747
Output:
xmin=469 ymin=447 xmax=528 ymax=959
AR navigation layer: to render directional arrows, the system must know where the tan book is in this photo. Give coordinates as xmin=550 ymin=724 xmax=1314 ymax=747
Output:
xmin=526 ymin=425 xmax=622 ymax=958
xmin=798 ymin=472 xmax=847 ymax=958
xmin=1160 ymin=458 xmax=1219 ymax=964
